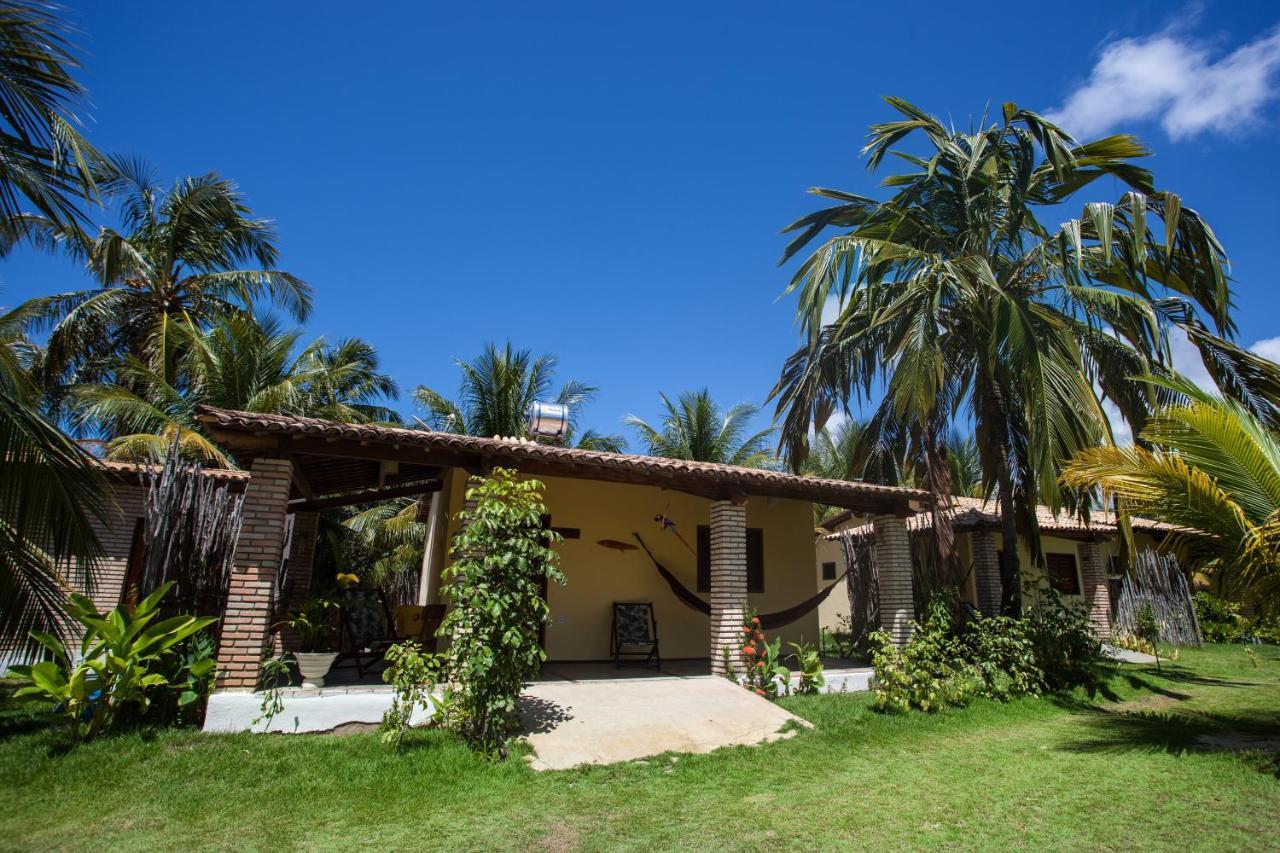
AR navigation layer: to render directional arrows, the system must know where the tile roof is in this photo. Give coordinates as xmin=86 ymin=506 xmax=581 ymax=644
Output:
xmin=823 ymin=494 xmax=1182 ymax=542
xmin=195 ymin=406 xmax=930 ymax=510
xmin=96 ymin=459 xmax=249 ymax=482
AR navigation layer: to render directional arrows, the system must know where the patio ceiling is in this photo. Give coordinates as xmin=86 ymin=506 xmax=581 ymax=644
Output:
xmin=196 ymin=405 xmax=931 ymax=515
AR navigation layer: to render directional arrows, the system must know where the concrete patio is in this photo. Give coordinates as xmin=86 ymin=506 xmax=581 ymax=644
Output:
xmin=202 ymin=658 xmax=875 ymax=766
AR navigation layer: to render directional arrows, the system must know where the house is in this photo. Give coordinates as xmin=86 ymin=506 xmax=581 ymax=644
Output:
xmin=814 ymin=496 xmax=1183 ymax=641
xmin=191 ymin=406 xmax=932 ymax=689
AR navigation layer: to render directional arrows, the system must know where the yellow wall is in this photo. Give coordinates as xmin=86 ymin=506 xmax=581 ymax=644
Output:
xmin=439 ymin=471 xmax=821 ymax=661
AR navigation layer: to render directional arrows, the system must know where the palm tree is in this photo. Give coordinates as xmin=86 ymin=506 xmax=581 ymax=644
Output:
xmin=413 ymin=341 xmax=625 ymax=451
xmin=1 ymin=302 xmax=104 ymax=658
xmin=0 ymin=3 xmax=107 ymax=657
xmin=0 ymin=1 xmax=103 ymax=238
xmin=1062 ymin=374 xmax=1280 ymax=613
xmin=19 ymin=157 xmax=312 ymax=386
xmin=772 ymin=98 xmax=1232 ymax=612
xmin=946 ymin=432 xmax=983 ymax=499
xmin=73 ymin=315 xmax=398 ymax=465
xmin=626 ymin=389 xmax=775 ymax=467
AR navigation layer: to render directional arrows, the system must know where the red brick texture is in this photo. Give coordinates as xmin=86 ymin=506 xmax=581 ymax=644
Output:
xmin=873 ymin=514 xmax=915 ymax=647
xmin=1077 ymin=540 xmax=1112 ymax=639
xmin=708 ymin=500 xmax=748 ymax=676
xmin=215 ymin=458 xmax=293 ymax=690
xmin=971 ymin=528 xmax=1002 ymax=616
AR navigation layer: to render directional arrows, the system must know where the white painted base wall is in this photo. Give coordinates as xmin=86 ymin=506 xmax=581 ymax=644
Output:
xmin=203 ymin=687 xmax=439 ymax=734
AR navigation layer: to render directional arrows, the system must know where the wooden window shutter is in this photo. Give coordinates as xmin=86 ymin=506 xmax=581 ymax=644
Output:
xmin=1046 ymin=552 xmax=1081 ymax=596
xmin=697 ymin=525 xmax=710 ymax=592
xmin=747 ymin=528 xmax=764 ymax=593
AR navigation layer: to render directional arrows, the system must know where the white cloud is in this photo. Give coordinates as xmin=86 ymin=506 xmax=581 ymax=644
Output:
xmin=1168 ymin=328 xmax=1217 ymax=389
xmin=1048 ymin=24 xmax=1280 ymax=140
xmin=1252 ymin=335 xmax=1280 ymax=363
xmin=1101 ymin=398 xmax=1134 ymax=446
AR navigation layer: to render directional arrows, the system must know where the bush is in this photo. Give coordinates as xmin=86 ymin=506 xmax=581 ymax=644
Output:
xmin=10 ymin=582 xmax=217 ymax=741
xmin=870 ymin=590 xmax=1108 ymax=714
xmin=1194 ymin=592 xmax=1280 ymax=644
xmin=380 ymin=641 xmax=443 ymax=749
xmin=1023 ymin=591 xmax=1109 ymax=693
xmin=438 ymin=469 xmax=564 ymax=755
xmin=870 ymin=597 xmax=979 ymax=713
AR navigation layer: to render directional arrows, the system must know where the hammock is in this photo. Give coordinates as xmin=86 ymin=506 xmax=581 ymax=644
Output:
xmin=632 ymin=532 xmax=849 ymax=630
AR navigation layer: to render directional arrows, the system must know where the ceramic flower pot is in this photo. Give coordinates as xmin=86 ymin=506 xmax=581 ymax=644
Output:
xmin=294 ymin=652 xmax=338 ymax=688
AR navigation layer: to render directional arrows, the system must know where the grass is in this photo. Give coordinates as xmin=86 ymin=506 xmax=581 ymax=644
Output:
xmin=2 ymin=645 xmax=1279 ymax=851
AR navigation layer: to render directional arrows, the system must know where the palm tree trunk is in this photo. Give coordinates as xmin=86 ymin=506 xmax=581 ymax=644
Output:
xmin=982 ymin=377 xmax=1022 ymax=616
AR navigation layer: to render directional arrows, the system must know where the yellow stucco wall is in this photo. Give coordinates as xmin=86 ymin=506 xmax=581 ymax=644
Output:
xmin=439 ymin=471 xmax=821 ymax=661
xmin=813 ymin=526 xmax=1147 ymax=631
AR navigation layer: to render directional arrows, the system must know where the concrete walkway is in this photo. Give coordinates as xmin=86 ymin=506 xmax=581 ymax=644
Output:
xmin=520 ymin=675 xmax=804 ymax=770
xmin=1103 ymin=643 xmax=1160 ymax=664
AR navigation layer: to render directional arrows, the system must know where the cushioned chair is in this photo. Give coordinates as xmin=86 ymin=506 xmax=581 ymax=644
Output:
xmin=392 ymin=603 xmax=448 ymax=653
xmin=611 ymin=601 xmax=660 ymax=670
xmin=336 ymin=588 xmax=397 ymax=678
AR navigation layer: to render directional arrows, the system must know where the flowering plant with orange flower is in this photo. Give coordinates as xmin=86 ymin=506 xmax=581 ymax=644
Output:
xmin=736 ymin=608 xmax=789 ymax=698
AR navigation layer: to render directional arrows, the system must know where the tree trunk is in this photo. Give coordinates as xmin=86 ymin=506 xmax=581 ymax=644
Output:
xmin=982 ymin=376 xmax=1022 ymax=616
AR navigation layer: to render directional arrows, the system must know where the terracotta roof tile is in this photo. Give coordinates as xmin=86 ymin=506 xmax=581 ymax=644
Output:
xmin=195 ymin=406 xmax=930 ymax=509
xmin=824 ymin=494 xmax=1182 ymax=542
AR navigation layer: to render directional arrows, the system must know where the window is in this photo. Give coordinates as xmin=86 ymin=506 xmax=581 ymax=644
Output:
xmin=697 ymin=525 xmax=764 ymax=593
xmin=821 ymin=561 xmax=837 ymax=581
xmin=1045 ymin=552 xmax=1081 ymax=596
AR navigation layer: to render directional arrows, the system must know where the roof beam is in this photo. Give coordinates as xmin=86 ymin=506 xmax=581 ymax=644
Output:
xmin=288 ymin=479 xmax=443 ymax=513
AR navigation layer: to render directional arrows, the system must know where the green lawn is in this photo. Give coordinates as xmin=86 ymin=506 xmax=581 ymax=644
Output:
xmin=2 ymin=645 xmax=1278 ymax=851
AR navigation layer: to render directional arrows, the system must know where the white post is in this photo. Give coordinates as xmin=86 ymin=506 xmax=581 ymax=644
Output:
xmin=417 ymin=471 xmax=453 ymax=606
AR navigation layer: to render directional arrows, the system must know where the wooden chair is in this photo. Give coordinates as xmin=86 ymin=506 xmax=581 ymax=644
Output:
xmin=610 ymin=601 xmax=660 ymax=670
xmin=336 ymin=588 xmax=397 ymax=678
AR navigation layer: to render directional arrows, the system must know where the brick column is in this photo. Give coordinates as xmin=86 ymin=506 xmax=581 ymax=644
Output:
xmin=1078 ymin=540 xmax=1111 ymax=639
xmin=971 ymin=528 xmax=1002 ymax=616
xmin=215 ymin=458 xmax=292 ymax=690
xmin=277 ymin=510 xmax=319 ymax=654
xmin=873 ymin=514 xmax=915 ymax=647
xmin=709 ymin=500 xmax=748 ymax=676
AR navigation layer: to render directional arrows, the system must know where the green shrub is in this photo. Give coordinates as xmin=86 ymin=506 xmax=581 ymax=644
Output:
xmin=1193 ymin=592 xmax=1280 ymax=644
xmin=1023 ymin=591 xmax=1110 ymax=693
xmin=10 ymin=582 xmax=217 ymax=741
xmin=959 ymin=615 xmax=1042 ymax=701
xmin=439 ymin=469 xmax=565 ymax=755
xmin=870 ymin=597 xmax=978 ymax=713
xmin=380 ymin=641 xmax=443 ymax=749
xmin=870 ymin=590 xmax=1109 ymax=714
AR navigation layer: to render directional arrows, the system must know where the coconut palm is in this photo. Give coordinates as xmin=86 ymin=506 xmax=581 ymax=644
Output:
xmin=1062 ymin=374 xmax=1280 ymax=613
xmin=946 ymin=432 xmax=983 ymax=499
xmin=73 ymin=315 xmax=398 ymax=465
xmin=0 ymin=3 xmax=108 ymax=657
xmin=626 ymin=389 xmax=775 ymax=467
xmin=413 ymin=341 xmax=625 ymax=451
xmin=1 ymin=302 xmax=104 ymax=657
xmin=772 ymin=97 xmax=1233 ymax=611
xmin=19 ymin=157 xmax=312 ymax=386
xmin=0 ymin=1 xmax=103 ymax=239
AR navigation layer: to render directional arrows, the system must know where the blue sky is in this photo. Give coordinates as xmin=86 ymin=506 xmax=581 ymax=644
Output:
xmin=3 ymin=1 xmax=1279 ymax=446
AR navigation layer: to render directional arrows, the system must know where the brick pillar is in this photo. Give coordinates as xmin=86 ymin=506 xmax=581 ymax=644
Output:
xmin=709 ymin=500 xmax=748 ymax=676
xmin=215 ymin=458 xmax=292 ymax=690
xmin=277 ymin=511 xmax=319 ymax=654
xmin=972 ymin=528 xmax=1002 ymax=616
xmin=1078 ymin=540 xmax=1111 ymax=639
xmin=873 ymin=514 xmax=914 ymax=647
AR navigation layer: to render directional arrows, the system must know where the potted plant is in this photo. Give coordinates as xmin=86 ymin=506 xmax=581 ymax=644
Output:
xmin=283 ymin=597 xmax=339 ymax=687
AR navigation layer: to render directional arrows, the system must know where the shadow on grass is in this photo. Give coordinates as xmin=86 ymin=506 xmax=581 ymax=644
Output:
xmin=1055 ymin=699 xmax=1280 ymax=777
xmin=1145 ymin=665 xmax=1260 ymax=688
